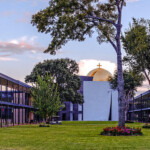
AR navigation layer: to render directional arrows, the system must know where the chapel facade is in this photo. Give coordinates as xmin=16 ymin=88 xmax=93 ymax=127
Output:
xmin=58 ymin=63 xmax=119 ymax=121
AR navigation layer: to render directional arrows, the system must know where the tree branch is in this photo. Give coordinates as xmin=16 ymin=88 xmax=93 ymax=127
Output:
xmin=88 ymin=20 xmax=99 ymax=26
xmin=121 ymin=0 xmax=124 ymax=10
xmin=116 ymin=0 xmax=120 ymax=12
xmin=116 ymin=0 xmax=124 ymax=12
xmin=108 ymin=39 xmax=118 ymax=53
xmin=85 ymin=15 xmax=117 ymax=27
xmin=144 ymin=70 xmax=150 ymax=85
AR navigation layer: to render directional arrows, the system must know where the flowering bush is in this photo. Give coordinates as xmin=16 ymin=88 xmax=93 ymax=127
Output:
xmin=100 ymin=126 xmax=142 ymax=136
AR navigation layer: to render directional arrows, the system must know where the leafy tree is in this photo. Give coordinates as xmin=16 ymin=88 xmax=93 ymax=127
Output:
xmin=31 ymin=74 xmax=62 ymax=126
xmin=31 ymin=0 xmax=126 ymax=127
xmin=109 ymin=70 xmax=145 ymax=120
xmin=26 ymin=58 xmax=83 ymax=104
xmin=122 ymin=18 xmax=150 ymax=85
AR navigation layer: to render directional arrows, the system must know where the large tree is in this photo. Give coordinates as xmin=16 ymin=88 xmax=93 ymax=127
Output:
xmin=31 ymin=74 xmax=62 ymax=126
xmin=31 ymin=0 xmax=126 ymax=126
xmin=109 ymin=70 xmax=145 ymax=121
xmin=122 ymin=18 xmax=150 ymax=85
xmin=26 ymin=58 xmax=83 ymax=104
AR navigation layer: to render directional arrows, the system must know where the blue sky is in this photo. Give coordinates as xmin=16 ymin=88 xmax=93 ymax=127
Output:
xmin=0 ymin=0 xmax=149 ymax=92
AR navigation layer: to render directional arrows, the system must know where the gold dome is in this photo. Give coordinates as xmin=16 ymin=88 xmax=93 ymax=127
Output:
xmin=87 ymin=63 xmax=112 ymax=81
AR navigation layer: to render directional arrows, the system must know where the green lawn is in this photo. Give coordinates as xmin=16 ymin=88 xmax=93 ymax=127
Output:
xmin=0 ymin=121 xmax=150 ymax=150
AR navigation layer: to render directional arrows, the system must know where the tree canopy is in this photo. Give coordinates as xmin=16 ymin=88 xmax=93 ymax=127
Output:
xmin=31 ymin=74 xmax=62 ymax=125
xmin=26 ymin=58 xmax=83 ymax=104
xmin=122 ymin=18 xmax=150 ymax=85
xmin=31 ymin=0 xmax=125 ymax=54
xmin=109 ymin=69 xmax=145 ymax=120
xmin=109 ymin=70 xmax=145 ymax=99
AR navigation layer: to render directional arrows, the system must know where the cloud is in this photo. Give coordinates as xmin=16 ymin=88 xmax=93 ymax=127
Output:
xmin=78 ymin=59 xmax=117 ymax=76
xmin=14 ymin=0 xmax=49 ymax=6
xmin=101 ymin=0 xmax=140 ymax=2
xmin=127 ymin=0 xmax=140 ymax=2
xmin=15 ymin=12 xmax=32 ymax=23
xmin=0 ymin=10 xmax=15 ymax=17
xmin=0 ymin=36 xmax=45 ymax=55
xmin=136 ymin=80 xmax=150 ymax=95
xmin=15 ymin=0 xmax=49 ymax=2
xmin=0 ymin=56 xmax=18 ymax=61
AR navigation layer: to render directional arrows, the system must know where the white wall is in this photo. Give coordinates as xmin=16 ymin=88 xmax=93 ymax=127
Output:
xmin=83 ymin=81 xmax=118 ymax=121
xmin=78 ymin=114 xmax=82 ymax=121
xmin=70 ymin=103 xmax=73 ymax=111
xmin=70 ymin=113 xmax=73 ymax=121
xmin=78 ymin=104 xmax=82 ymax=111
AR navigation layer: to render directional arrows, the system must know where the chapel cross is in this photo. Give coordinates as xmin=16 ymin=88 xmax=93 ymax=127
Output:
xmin=97 ymin=63 xmax=102 ymax=69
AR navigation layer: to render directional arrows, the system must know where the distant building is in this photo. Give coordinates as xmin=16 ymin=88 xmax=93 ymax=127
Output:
xmin=128 ymin=90 xmax=150 ymax=122
xmin=0 ymin=73 xmax=34 ymax=127
xmin=58 ymin=76 xmax=92 ymax=121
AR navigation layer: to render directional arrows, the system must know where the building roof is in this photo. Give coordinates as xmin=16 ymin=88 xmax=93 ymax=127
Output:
xmin=0 ymin=101 xmax=34 ymax=109
xmin=134 ymin=90 xmax=150 ymax=99
xmin=0 ymin=72 xmax=31 ymax=88
xmin=79 ymin=76 xmax=93 ymax=81
xmin=87 ymin=68 xmax=112 ymax=81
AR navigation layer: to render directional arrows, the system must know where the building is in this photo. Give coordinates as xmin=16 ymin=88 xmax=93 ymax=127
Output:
xmin=128 ymin=90 xmax=150 ymax=122
xmin=0 ymin=73 xmax=34 ymax=127
xmin=0 ymin=63 xmax=119 ymax=124
xmin=57 ymin=76 xmax=92 ymax=121
xmin=58 ymin=64 xmax=119 ymax=121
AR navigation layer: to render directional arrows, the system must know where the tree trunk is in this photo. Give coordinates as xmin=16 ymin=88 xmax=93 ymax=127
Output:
xmin=116 ymin=29 xmax=125 ymax=127
xmin=116 ymin=31 xmax=125 ymax=127
xmin=125 ymin=110 xmax=127 ymax=121
xmin=43 ymin=118 xmax=46 ymax=126
xmin=125 ymin=94 xmax=132 ymax=122
xmin=116 ymin=1 xmax=125 ymax=127
xmin=117 ymin=52 xmax=125 ymax=127
xmin=144 ymin=70 xmax=150 ymax=85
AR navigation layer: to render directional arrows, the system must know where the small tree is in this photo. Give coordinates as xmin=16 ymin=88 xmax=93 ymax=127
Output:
xmin=31 ymin=74 xmax=62 ymax=126
xmin=109 ymin=70 xmax=145 ymax=121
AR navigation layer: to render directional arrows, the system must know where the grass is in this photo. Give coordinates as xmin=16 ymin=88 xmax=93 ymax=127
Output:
xmin=0 ymin=121 xmax=150 ymax=150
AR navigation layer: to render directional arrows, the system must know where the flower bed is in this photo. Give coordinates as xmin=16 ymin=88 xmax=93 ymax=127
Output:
xmin=100 ymin=126 xmax=142 ymax=136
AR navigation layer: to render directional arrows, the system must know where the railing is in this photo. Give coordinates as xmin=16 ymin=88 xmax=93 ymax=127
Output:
xmin=129 ymin=98 xmax=150 ymax=111
xmin=128 ymin=95 xmax=150 ymax=122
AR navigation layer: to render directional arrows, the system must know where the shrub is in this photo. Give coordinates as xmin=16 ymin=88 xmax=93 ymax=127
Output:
xmin=100 ymin=126 xmax=142 ymax=136
xmin=143 ymin=124 xmax=150 ymax=129
xmin=125 ymin=120 xmax=134 ymax=123
xmin=39 ymin=124 xmax=50 ymax=127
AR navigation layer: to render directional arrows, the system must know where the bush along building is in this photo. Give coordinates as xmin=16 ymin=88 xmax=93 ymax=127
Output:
xmin=128 ymin=90 xmax=150 ymax=123
xmin=0 ymin=73 xmax=35 ymax=127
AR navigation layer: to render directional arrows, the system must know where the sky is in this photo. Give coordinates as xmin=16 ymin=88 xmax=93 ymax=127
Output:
xmin=0 ymin=0 xmax=150 ymax=94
